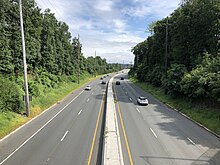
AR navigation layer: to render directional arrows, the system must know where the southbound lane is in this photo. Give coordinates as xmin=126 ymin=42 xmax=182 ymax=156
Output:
xmin=113 ymin=73 xmax=220 ymax=165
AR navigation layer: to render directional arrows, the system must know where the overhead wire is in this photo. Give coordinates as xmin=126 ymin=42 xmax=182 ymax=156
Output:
xmin=45 ymin=0 xmax=66 ymax=21
xmin=36 ymin=0 xmax=65 ymax=22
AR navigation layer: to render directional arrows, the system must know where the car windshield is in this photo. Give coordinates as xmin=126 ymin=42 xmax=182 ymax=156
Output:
xmin=139 ymin=97 xmax=147 ymax=100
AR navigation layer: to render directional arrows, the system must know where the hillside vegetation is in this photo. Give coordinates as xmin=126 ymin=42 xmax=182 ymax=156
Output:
xmin=0 ymin=0 xmax=121 ymax=138
xmin=129 ymin=0 xmax=220 ymax=106
xmin=129 ymin=0 xmax=220 ymax=134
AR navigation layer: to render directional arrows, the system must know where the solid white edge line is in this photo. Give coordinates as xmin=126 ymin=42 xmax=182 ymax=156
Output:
xmin=60 ymin=131 xmax=69 ymax=142
xmin=136 ymin=108 xmax=140 ymax=113
xmin=0 ymin=90 xmax=84 ymax=165
xmin=150 ymin=128 xmax=158 ymax=138
xmin=78 ymin=109 xmax=82 ymax=115
xmin=187 ymin=137 xmax=195 ymax=145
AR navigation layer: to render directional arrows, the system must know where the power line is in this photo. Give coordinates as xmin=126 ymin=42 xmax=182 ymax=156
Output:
xmin=46 ymin=0 xmax=65 ymax=21
xmin=36 ymin=0 xmax=65 ymax=21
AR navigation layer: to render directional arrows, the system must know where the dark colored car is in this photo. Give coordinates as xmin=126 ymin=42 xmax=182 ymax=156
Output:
xmin=120 ymin=77 xmax=124 ymax=80
xmin=101 ymin=81 xmax=106 ymax=84
xmin=116 ymin=81 xmax=120 ymax=85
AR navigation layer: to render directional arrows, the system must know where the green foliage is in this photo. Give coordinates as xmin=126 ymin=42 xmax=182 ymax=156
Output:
xmin=0 ymin=77 xmax=23 ymax=113
xmin=0 ymin=0 xmax=121 ymax=117
xmin=181 ymin=54 xmax=220 ymax=101
xmin=0 ymin=111 xmax=27 ymax=139
xmin=162 ymin=64 xmax=187 ymax=96
xmin=148 ymin=65 xmax=164 ymax=86
xmin=130 ymin=0 xmax=220 ymax=103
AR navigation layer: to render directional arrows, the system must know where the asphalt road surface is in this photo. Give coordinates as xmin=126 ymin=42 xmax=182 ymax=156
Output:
xmin=114 ymin=73 xmax=220 ymax=165
xmin=0 ymin=76 xmax=110 ymax=165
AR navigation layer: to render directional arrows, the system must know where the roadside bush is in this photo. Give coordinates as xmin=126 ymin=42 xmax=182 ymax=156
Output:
xmin=148 ymin=65 xmax=163 ymax=87
xmin=28 ymin=80 xmax=41 ymax=96
xmin=181 ymin=54 xmax=220 ymax=101
xmin=162 ymin=64 xmax=187 ymax=96
xmin=0 ymin=77 xmax=23 ymax=113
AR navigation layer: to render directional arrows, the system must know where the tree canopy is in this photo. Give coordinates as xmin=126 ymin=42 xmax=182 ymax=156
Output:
xmin=0 ymin=0 xmax=120 ymax=113
xmin=130 ymin=0 xmax=220 ymax=102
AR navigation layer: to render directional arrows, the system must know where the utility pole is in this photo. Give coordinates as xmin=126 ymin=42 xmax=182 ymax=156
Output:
xmin=19 ymin=0 xmax=30 ymax=117
xmin=165 ymin=16 xmax=168 ymax=72
xmin=77 ymin=34 xmax=80 ymax=84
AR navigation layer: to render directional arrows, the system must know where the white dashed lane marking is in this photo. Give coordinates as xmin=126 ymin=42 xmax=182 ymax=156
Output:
xmin=150 ymin=128 xmax=158 ymax=138
xmin=60 ymin=131 xmax=69 ymax=142
xmin=136 ymin=108 xmax=140 ymax=113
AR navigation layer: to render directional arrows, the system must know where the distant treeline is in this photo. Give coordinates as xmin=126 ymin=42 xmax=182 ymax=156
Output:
xmin=129 ymin=0 xmax=220 ymax=103
xmin=0 ymin=0 xmax=121 ymax=113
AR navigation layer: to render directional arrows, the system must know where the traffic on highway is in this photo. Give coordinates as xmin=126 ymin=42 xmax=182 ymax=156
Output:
xmin=0 ymin=71 xmax=219 ymax=165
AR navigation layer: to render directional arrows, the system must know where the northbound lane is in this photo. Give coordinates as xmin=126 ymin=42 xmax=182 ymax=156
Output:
xmin=0 ymin=76 xmax=110 ymax=165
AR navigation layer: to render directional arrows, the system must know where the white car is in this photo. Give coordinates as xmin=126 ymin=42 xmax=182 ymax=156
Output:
xmin=85 ymin=85 xmax=92 ymax=90
xmin=137 ymin=97 xmax=148 ymax=105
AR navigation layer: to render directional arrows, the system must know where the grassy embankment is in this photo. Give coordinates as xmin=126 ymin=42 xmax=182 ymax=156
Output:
xmin=0 ymin=74 xmax=98 ymax=139
xmin=130 ymin=77 xmax=220 ymax=136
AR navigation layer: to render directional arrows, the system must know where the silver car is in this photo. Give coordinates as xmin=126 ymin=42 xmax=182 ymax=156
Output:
xmin=137 ymin=97 xmax=148 ymax=105
xmin=85 ymin=85 xmax=92 ymax=90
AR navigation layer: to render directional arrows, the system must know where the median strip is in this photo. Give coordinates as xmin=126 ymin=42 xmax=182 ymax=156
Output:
xmin=104 ymin=76 xmax=124 ymax=165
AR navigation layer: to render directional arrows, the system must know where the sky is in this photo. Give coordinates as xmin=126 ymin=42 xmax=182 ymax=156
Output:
xmin=35 ymin=0 xmax=181 ymax=64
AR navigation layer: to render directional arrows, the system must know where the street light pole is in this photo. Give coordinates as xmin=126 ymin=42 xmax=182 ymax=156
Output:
xmin=77 ymin=34 xmax=80 ymax=84
xmin=19 ymin=0 xmax=30 ymax=116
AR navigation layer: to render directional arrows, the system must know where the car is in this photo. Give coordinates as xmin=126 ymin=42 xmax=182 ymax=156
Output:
xmin=100 ymin=77 xmax=103 ymax=80
xmin=116 ymin=81 xmax=120 ymax=85
xmin=103 ymin=76 xmax=106 ymax=78
xmin=120 ymin=77 xmax=124 ymax=80
xmin=137 ymin=97 xmax=148 ymax=105
xmin=85 ymin=85 xmax=92 ymax=90
xmin=101 ymin=81 xmax=106 ymax=84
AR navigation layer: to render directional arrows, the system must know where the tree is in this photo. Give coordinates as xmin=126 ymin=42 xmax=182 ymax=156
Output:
xmin=0 ymin=0 xmax=14 ymax=74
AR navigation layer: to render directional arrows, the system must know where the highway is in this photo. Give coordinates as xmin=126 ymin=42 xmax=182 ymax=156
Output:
xmin=0 ymin=77 xmax=109 ymax=165
xmin=113 ymin=73 xmax=220 ymax=165
xmin=0 ymin=71 xmax=220 ymax=165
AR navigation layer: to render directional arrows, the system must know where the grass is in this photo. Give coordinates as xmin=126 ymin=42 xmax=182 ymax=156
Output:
xmin=130 ymin=77 xmax=220 ymax=136
xmin=0 ymin=111 xmax=28 ymax=138
xmin=0 ymin=75 xmax=98 ymax=139
xmin=30 ymin=76 xmax=96 ymax=117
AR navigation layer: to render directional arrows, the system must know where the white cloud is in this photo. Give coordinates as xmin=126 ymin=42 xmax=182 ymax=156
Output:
xmin=122 ymin=0 xmax=180 ymax=18
xmin=35 ymin=0 xmax=180 ymax=64
xmin=94 ymin=0 xmax=114 ymax=11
